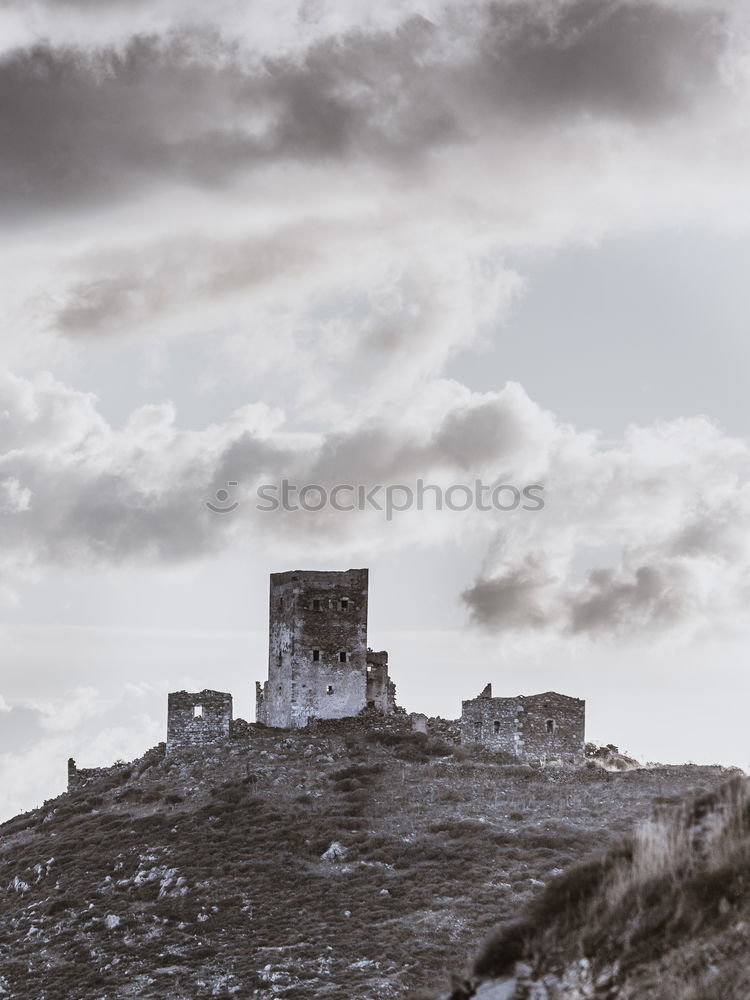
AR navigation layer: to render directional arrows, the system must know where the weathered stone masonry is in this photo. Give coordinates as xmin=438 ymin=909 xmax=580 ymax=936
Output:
xmin=461 ymin=684 xmax=585 ymax=762
xmin=166 ymin=689 xmax=232 ymax=750
xmin=67 ymin=758 xmax=120 ymax=791
xmin=365 ymin=649 xmax=397 ymax=715
xmin=256 ymin=568 xmax=396 ymax=728
xmin=67 ymin=744 xmax=166 ymax=791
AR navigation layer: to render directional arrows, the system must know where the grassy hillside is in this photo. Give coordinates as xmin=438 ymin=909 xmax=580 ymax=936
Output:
xmin=460 ymin=774 xmax=750 ymax=999
xmin=0 ymin=718 xmax=736 ymax=1000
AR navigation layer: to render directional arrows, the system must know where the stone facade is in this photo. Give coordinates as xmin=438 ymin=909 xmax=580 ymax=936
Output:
xmin=166 ymin=689 xmax=232 ymax=750
xmin=256 ymin=568 xmax=396 ymax=728
xmin=461 ymin=685 xmax=585 ymax=762
xmin=366 ymin=649 xmax=397 ymax=714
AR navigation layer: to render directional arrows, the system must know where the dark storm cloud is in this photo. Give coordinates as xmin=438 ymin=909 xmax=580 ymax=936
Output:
xmin=463 ymin=530 xmax=750 ymax=637
xmin=0 ymin=21 xmax=451 ymax=212
xmin=473 ymin=0 xmax=725 ymax=119
xmin=567 ymin=563 xmax=686 ymax=632
xmin=435 ymin=400 xmax=521 ymax=471
xmin=0 ymin=1 xmax=728 ymax=214
xmin=462 ymin=559 xmax=683 ymax=634
xmin=461 ymin=557 xmax=551 ymax=629
xmin=308 ymin=391 xmax=533 ymax=484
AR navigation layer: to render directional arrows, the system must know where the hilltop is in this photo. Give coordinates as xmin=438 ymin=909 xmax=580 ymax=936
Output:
xmin=0 ymin=716 xmax=738 ymax=1000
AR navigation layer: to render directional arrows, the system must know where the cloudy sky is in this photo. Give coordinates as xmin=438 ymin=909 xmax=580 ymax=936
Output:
xmin=2 ymin=0 xmax=750 ymax=820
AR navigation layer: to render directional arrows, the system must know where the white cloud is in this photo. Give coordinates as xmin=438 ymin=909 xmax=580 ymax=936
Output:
xmin=1 ymin=367 xmax=749 ymax=643
xmin=29 ymin=685 xmax=112 ymax=733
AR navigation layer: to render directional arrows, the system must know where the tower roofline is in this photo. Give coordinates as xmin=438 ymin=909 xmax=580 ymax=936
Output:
xmin=270 ymin=568 xmax=368 ymax=584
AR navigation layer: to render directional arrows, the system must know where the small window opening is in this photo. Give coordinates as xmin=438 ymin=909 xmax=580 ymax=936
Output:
xmin=312 ymin=598 xmax=321 ymax=611
xmin=339 ymin=651 xmax=347 ymax=663
xmin=193 ymin=705 xmax=203 ymax=719
xmin=312 ymin=649 xmax=320 ymax=662
xmin=493 ymin=720 xmax=501 ymax=734
xmin=326 ymin=684 xmax=334 ymax=695
xmin=340 ymin=598 xmax=349 ymax=611
xmin=546 ymin=719 xmax=555 ymax=734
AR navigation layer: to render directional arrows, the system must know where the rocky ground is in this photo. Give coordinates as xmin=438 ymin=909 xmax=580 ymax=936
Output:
xmin=0 ymin=717 xmax=737 ymax=1000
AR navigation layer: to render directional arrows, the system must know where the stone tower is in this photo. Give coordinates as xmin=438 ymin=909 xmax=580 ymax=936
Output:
xmin=256 ymin=568 xmax=370 ymax=728
xmin=166 ymin=689 xmax=233 ymax=750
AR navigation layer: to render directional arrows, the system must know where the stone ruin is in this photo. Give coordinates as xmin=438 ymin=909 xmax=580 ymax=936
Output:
xmin=65 ymin=568 xmax=588 ymax=780
xmin=460 ymin=684 xmax=585 ymax=763
xmin=67 ymin=758 xmax=121 ymax=790
xmin=255 ymin=568 xmax=397 ymax=729
xmin=364 ymin=649 xmax=397 ymax=715
xmin=166 ymin=689 xmax=233 ymax=751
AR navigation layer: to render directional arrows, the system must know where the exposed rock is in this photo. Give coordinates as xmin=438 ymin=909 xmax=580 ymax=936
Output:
xmin=321 ymin=841 xmax=347 ymax=862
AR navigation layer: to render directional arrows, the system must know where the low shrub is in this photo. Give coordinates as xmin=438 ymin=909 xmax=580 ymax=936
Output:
xmin=473 ymin=919 xmax=533 ymax=977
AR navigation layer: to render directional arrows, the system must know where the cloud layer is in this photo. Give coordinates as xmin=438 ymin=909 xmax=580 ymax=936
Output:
xmin=0 ymin=2 xmax=729 ymax=212
xmin=2 ymin=1 xmax=750 ymax=640
xmin=2 ymin=368 xmax=749 ymax=642
xmin=463 ymin=417 xmax=750 ymax=637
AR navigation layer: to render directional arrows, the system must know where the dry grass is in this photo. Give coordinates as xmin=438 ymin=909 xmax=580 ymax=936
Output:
xmin=472 ymin=774 xmax=750 ymax=999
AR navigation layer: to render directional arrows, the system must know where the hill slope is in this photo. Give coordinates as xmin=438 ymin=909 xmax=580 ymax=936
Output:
xmin=0 ymin=718 xmax=736 ymax=1000
xmin=452 ymin=775 xmax=750 ymax=1000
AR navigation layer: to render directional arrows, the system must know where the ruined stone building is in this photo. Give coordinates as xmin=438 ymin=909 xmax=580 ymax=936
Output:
xmin=461 ymin=684 xmax=585 ymax=762
xmin=255 ymin=568 xmax=396 ymax=728
xmin=166 ymin=689 xmax=233 ymax=750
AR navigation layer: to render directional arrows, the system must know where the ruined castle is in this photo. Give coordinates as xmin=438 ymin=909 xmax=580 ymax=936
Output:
xmin=68 ymin=567 xmax=585 ymax=785
xmin=163 ymin=567 xmax=582 ymax=758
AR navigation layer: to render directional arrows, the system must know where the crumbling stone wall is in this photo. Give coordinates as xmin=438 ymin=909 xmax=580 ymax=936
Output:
xmin=256 ymin=568 xmax=396 ymax=728
xmin=304 ymin=707 xmax=412 ymax=740
xmin=366 ymin=649 xmax=397 ymax=714
xmin=425 ymin=716 xmax=461 ymax=744
xmin=67 ymin=758 xmax=125 ymax=791
xmin=167 ymin=689 xmax=232 ymax=750
xmin=461 ymin=685 xmax=585 ymax=762
xmin=67 ymin=744 xmax=165 ymax=792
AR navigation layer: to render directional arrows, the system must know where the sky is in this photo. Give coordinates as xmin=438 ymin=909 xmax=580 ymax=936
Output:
xmin=2 ymin=0 xmax=750 ymax=821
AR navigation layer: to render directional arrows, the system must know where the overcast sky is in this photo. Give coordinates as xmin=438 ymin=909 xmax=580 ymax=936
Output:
xmin=2 ymin=0 xmax=750 ymax=821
